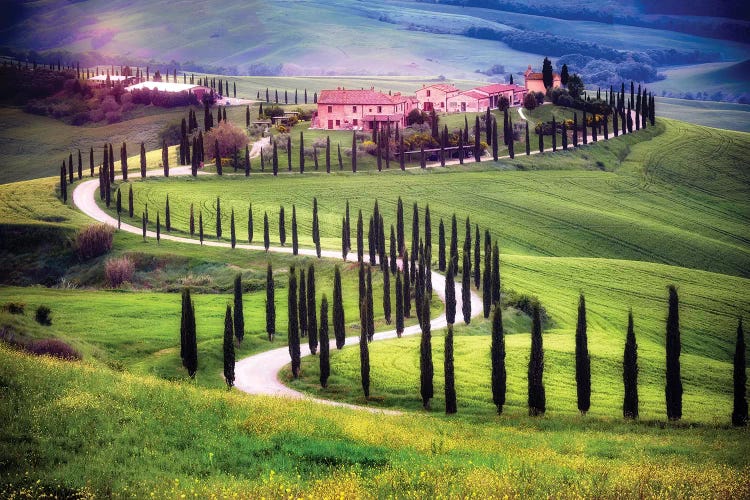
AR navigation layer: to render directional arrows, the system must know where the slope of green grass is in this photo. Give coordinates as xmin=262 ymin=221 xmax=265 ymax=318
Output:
xmin=292 ymin=256 xmax=749 ymax=421
xmin=652 ymin=96 xmax=750 ymax=133
xmin=2 ymin=345 xmax=748 ymax=498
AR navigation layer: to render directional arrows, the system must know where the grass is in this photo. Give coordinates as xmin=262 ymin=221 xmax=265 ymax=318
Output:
xmin=652 ymin=96 xmax=750 ymax=133
xmin=1 ymin=345 xmax=748 ymax=498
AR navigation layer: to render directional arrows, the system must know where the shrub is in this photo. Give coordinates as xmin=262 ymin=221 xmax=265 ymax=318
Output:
xmin=2 ymin=302 xmax=25 ymax=315
xmin=523 ymin=93 xmax=538 ymax=110
xmin=204 ymin=121 xmax=250 ymax=159
xmin=534 ymin=92 xmax=546 ymax=106
xmin=75 ymin=224 xmax=115 ymax=260
xmin=35 ymin=305 xmax=52 ymax=325
xmin=26 ymin=338 xmax=81 ymax=360
xmin=105 ymin=256 xmax=135 ymax=288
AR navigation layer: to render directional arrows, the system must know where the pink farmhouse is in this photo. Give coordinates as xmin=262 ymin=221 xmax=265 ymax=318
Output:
xmin=524 ymin=65 xmax=561 ymax=94
xmin=415 ymin=84 xmax=461 ymax=112
xmin=314 ymin=89 xmax=415 ymax=130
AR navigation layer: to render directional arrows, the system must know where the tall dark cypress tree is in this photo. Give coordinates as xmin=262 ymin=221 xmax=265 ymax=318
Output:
xmin=491 ymin=303 xmax=506 ymax=414
xmin=182 ymin=287 xmax=198 ymax=378
xmin=333 ymin=265 xmax=345 ymax=349
xmin=312 ymin=197 xmax=321 ymax=258
xmin=319 ymin=296 xmax=330 ymax=388
xmin=390 ymin=225 xmax=398 ymax=274
xmin=230 ymin=208 xmax=236 ymax=248
xmin=449 ymin=214 xmax=458 ymax=275
xmin=573 ymin=113 xmax=579 ymax=147
xmin=395 ymin=270 xmax=404 ymax=337
xmin=342 ymin=218 xmax=348 ymax=260
xmin=474 ymin=116 xmax=481 ymax=162
xmin=483 ymin=233 xmax=492 ymax=318
xmin=491 ymin=242 xmax=500 ymax=305
xmin=60 ymin=163 xmax=67 ymax=203
xmin=263 ymin=212 xmax=270 ymax=251
xmin=199 ymin=211 xmax=203 ymax=245
xmin=357 ymin=209 xmax=364 ymax=263
xmin=402 ymin=249 xmax=411 ymax=318
xmin=345 ymin=200 xmax=351 ymax=251
xmin=233 ymin=273 xmax=245 ymax=345
xmin=473 ymin=224 xmax=480 ymax=289
xmin=223 ymin=305 xmax=235 ymax=388
xmin=438 ymin=219 xmax=446 ymax=271
xmin=307 ymin=264 xmax=318 ymax=355
xmin=325 ymin=136 xmax=331 ymax=173
xmin=525 ymin=122 xmax=531 ymax=155
xmin=265 ymin=263 xmax=275 ymax=341
xmin=291 ymin=205 xmax=298 ymax=255
xmin=528 ymin=301 xmax=546 ymax=416
xmin=383 ymin=265 xmax=392 ymax=325
xmin=89 ymin=147 xmax=94 ymax=177
xmin=248 ymin=204 xmax=253 ymax=243
xmin=279 ymin=206 xmax=286 ymax=246
xmin=492 ymin=118 xmax=498 ymax=161
xmin=732 ymin=318 xmax=747 ymax=426
xmin=359 ymin=295 xmax=370 ymax=399
xmin=288 ymin=267 xmax=300 ymax=378
xmin=366 ymin=265 xmax=374 ymax=342
xmin=272 ymin=140 xmax=278 ymax=176
xmin=445 ymin=325 xmax=457 ymax=414
xmin=299 ymin=268 xmax=307 ymax=339
xmin=445 ymin=264 xmax=456 ymax=325
xmin=665 ymin=285 xmax=683 ymax=421
xmin=420 ymin=294 xmax=434 ymax=410
xmin=623 ymin=309 xmax=639 ymax=419
xmin=165 ymin=195 xmax=171 ymax=232
xmin=551 ymin=116 xmax=557 ymax=152
xmin=411 ymin=202 xmax=419 ymax=262
xmin=396 ymin=197 xmax=404 ymax=255
xmin=424 ymin=205 xmax=432 ymax=255
xmin=128 ymin=185 xmax=134 ymax=218
xmin=461 ymin=251 xmax=471 ymax=325
xmin=351 ymin=130 xmax=357 ymax=172
xmin=538 ymin=129 xmax=544 ymax=153
xmin=216 ymin=197 xmax=222 ymax=239
xmin=77 ymin=149 xmax=83 ymax=180
xmin=575 ymin=293 xmax=591 ymax=415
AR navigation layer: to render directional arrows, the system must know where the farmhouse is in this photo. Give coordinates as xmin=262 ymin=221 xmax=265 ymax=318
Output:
xmin=313 ymin=89 xmax=415 ymax=130
xmin=446 ymin=90 xmax=490 ymax=114
xmin=124 ymin=81 xmax=212 ymax=101
xmin=88 ymin=74 xmax=136 ymax=88
xmin=415 ymin=83 xmax=461 ymax=112
xmin=474 ymin=83 xmax=527 ymax=108
xmin=524 ymin=65 xmax=561 ymax=94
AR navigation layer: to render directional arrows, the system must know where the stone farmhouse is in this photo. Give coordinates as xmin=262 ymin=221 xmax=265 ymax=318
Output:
xmin=313 ymin=89 xmax=416 ymax=130
xmin=524 ymin=65 xmax=561 ymax=94
xmin=415 ymin=84 xmax=461 ymax=112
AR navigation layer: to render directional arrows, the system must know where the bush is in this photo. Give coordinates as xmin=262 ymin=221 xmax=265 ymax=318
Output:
xmin=105 ymin=256 xmax=136 ymax=288
xmin=2 ymin=302 xmax=25 ymax=315
xmin=35 ymin=305 xmax=52 ymax=325
xmin=75 ymin=224 xmax=115 ymax=260
xmin=26 ymin=338 xmax=81 ymax=360
xmin=534 ymin=92 xmax=546 ymax=106
xmin=204 ymin=121 xmax=250 ymax=159
xmin=523 ymin=93 xmax=538 ymax=110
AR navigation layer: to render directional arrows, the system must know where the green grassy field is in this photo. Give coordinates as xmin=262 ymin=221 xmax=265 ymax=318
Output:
xmin=1 ymin=115 xmax=749 ymax=497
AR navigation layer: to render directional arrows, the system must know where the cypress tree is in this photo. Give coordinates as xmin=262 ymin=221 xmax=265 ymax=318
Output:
xmin=492 ymin=243 xmax=500 ymax=305
xmin=287 ymin=135 xmax=292 ymax=172
xmin=366 ymin=265 xmax=375 ymax=342
xmin=551 ymin=116 xmax=557 ymax=151
xmin=473 ymin=224 xmax=480 ymax=289
xmin=411 ymin=202 xmax=419 ymax=262
xmin=732 ymin=318 xmax=747 ymax=426
xmin=292 ymin=205 xmax=298 ymax=255
xmin=445 ymin=324 xmax=457 ymax=414
xmin=438 ymin=219 xmax=446 ymax=271
xmin=613 ymin=108 xmax=619 ymax=137
xmin=665 ymin=285 xmax=683 ymax=421
xmin=528 ymin=301 xmax=546 ymax=416
xmin=188 ymin=204 xmax=194 ymax=236
xmin=458 ymin=128 xmax=464 ymax=164
xmin=288 ymin=267 xmax=300 ymax=378
xmin=483 ymin=233 xmax=491 ymax=318
xmin=445 ymin=264 xmax=456 ymax=325
xmin=576 ymin=293 xmax=591 ymax=415
xmin=420 ymin=294 xmax=434 ymax=410
xmin=338 ymin=143 xmax=343 ymax=170
xmin=199 ymin=211 xmax=203 ymax=245
xmin=449 ymin=214 xmax=458 ymax=275
xmin=77 ymin=149 xmax=82 ymax=180
xmin=491 ymin=303 xmax=506 ymax=414
xmin=342 ymin=217 xmax=348 ymax=260
xmin=223 ymin=305 xmax=235 ymax=388
xmin=474 ymin=116 xmax=481 ymax=162
xmin=525 ymin=121 xmax=531 ymax=155
xmin=120 ymin=143 xmax=128 ymax=180
xmin=562 ymin=120 xmax=568 ymax=150
xmin=325 ymin=136 xmax=331 ymax=173
xmin=573 ymin=113 xmax=579 ymax=147
xmin=245 ymin=145 xmax=250 ymax=176
xmin=116 ymin=188 xmax=122 ymax=215
xmin=368 ymin=216 xmax=376 ymax=266
xmin=395 ymin=270 xmax=404 ymax=337
xmin=319 ymin=295 xmax=330 ymax=387
xmin=156 ymin=213 xmax=160 ymax=243
xmin=592 ymin=115 xmax=598 ymax=142
xmin=357 ymin=209 xmax=364 ymax=263
xmin=263 ymin=212 xmax=270 ymax=251
xmin=266 ymin=263 xmax=275 ymax=341
xmin=67 ymin=153 xmax=74 ymax=184
xmin=60 ymin=163 xmax=67 ymax=203
xmin=312 ymin=197 xmax=320 ymax=258
xmin=359 ymin=295 xmax=370 ymax=399
xmin=383 ymin=264 xmax=392 ymax=325
xmin=403 ymin=249 xmax=411 ymax=318
xmin=245 ymin=105 xmax=250 ymax=127
xmin=233 ymin=273 xmax=245 ymax=345
xmin=333 ymin=265 xmax=345 ymax=349
xmin=109 ymin=143 xmax=115 ymax=182
xmin=162 ymin=141 xmax=169 ymax=177
xmin=128 ymin=185 xmax=134 ymax=218
xmin=216 ymin=197 xmax=222 ymax=239
xmin=623 ymin=309 xmax=639 ymax=419
xmin=351 ymin=130 xmax=357 ymax=172
xmin=461 ymin=251 xmax=471 ymax=324
xmin=182 ymin=288 xmax=198 ymax=378
xmin=299 ymin=268 xmax=307 ymax=338
xmin=307 ymin=264 xmax=318 ymax=354
xmin=272 ymin=140 xmax=278 ymax=176
xmin=248 ymin=204 xmax=253 ymax=243
xmin=165 ymin=195 xmax=171 ymax=232
xmin=492 ymin=118 xmax=498 ymax=161
xmin=538 ymin=128 xmax=544 ymax=153
xmin=508 ymin=114 xmax=515 ymax=159
xmin=390 ymin=225 xmax=398 ymax=274
xmin=424 ymin=204 xmax=432 ymax=255
xmin=279 ymin=206 xmax=286 ymax=246
xmin=345 ymin=200 xmax=351 ymax=251
xmin=89 ymin=147 xmax=94 ymax=177
xmin=396 ymin=197 xmax=404 ymax=255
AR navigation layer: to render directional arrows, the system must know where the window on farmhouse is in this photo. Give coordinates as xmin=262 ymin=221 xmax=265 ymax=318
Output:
xmin=353 ymin=119 xmax=358 ymax=126
xmin=327 ymin=106 xmax=332 ymax=113
xmin=377 ymin=106 xmax=382 ymax=113
xmin=353 ymin=106 xmax=357 ymax=112
xmin=426 ymin=90 xmax=431 ymax=97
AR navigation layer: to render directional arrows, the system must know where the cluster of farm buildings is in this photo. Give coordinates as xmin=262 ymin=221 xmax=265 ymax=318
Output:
xmin=88 ymin=64 xmax=561 ymax=132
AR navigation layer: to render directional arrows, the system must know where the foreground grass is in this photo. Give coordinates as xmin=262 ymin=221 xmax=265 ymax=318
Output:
xmin=1 ymin=346 xmax=748 ymax=498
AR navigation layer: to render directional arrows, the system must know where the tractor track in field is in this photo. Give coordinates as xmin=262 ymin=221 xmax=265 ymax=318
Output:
xmin=72 ymin=166 xmax=483 ymax=415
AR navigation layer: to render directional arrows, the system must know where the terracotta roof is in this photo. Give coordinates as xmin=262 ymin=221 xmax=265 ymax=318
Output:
xmin=451 ymin=90 xmax=488 ymax=101
xmin=526 ymin=72 xmax=560 ymax=81
xmin=318 ymin=89 xmax=396 ymax=105
xmin=418 ymin=83 xmax=461 ymax=93
xmin=474 ymin=83 xmax=516 ymax=94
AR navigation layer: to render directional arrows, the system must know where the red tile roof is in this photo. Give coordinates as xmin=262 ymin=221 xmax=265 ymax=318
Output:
xmin=453 ymin=90 xmax=489 ymax=101
xmin=318 ymin=89 xmax=397 ymax=105
xmin=526 ymin=72 xmax=544 ymax=80
xmin=474 ymin=83 xmax=516 ymax=94
xmin=418 ymin=83 xmax=461 ymax=93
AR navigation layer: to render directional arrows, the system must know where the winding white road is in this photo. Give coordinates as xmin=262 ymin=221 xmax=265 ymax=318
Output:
xmin=72 ymin=167 xmax=483 ymax=413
